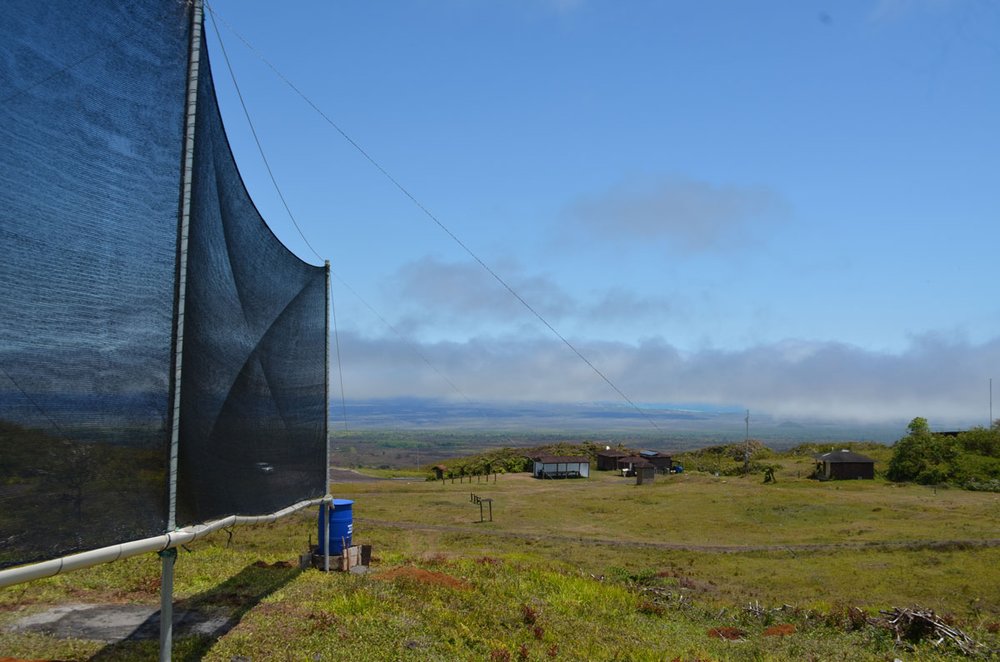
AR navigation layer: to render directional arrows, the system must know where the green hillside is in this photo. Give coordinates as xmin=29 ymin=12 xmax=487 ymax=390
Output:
xmin=2 ymin=452 xmax=998 ymax=660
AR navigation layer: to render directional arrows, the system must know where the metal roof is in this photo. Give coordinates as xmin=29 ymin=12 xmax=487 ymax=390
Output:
xmin=531 ymin=455 xmax=590 ymax=464
xmin=619 ymin=456 xmax=654 ymax=467
xmin=817 ymin=450 xmax=875 ymax=463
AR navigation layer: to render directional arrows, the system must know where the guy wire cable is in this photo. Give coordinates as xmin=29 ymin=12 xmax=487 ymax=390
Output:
xmin=330 ymin=270 xmax=475 ymax=406
xmin=207 ymin=5 xmax=323 ymax=264
xmin=205 ymin=4 xmax=661 ymax=431
xmin=329 ymin=280 xmax=349 ymax=432
xmin=208 ymin=6 xmax=349 ymax=430
xmin=208 ymin=5 xmax=473 ymax=416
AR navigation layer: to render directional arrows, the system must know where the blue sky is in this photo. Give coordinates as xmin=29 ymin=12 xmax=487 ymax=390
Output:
xmin=203 ymin=0 xmax=999 ymax=425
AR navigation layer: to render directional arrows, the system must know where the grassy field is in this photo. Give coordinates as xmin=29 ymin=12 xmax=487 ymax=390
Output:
xmin=1 ymin=455 xmax=998 ymax=660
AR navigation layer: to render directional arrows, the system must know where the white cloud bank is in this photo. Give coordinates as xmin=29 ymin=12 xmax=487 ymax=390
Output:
xmin=333 ymin=331 xmax=1000 ymax=426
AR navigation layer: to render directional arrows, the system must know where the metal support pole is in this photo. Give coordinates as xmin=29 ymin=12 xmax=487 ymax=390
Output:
xmin=158 ymin=548 xmax=177 ymax=656
xmin=744 ymin=409 xmax=750 ymax=475
xmin=324 ymin=260 xmax=332 ymax=574
xmin=322 ymin=501 xmax=330 ymax=573
xmin=161 ymin=0 xmax=203 ymax=659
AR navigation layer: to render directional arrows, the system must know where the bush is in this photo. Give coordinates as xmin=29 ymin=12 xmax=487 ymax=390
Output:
xmin=888 ymin=418 xmax=1000 ymax=489
xmin=951 ymin=453 xmax=1000 ymax=485
xmin=887 ymin=418 xmax=956 ymax=483
xmin=957 ymin=426 xmax=1000 ymax=458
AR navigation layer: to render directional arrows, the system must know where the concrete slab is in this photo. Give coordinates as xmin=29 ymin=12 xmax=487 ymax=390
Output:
xmin=8 ymin=603 xmax=231 ymax=643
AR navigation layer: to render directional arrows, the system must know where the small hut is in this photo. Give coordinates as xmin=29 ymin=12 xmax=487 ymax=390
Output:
xmin=815 ymin=450 xmax=875 ymax=480
xmin=634 ymin=462 xmax=656 ymax=484
xmin=530 ymin=455 xmax=590 ymax=479
xmin=596 ymin=449 xmax=629 ymax=471
xmin=432 ymin=464 xmax=447 ymax=480
xmin=617 ymin=456 xmax=653 ymax=478
xmin=639 ymin=450 xmax=673 ymax=473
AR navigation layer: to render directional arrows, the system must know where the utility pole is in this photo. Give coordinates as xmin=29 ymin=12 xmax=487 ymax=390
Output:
xmin=744 ymin=409 xmax=750 ymax=475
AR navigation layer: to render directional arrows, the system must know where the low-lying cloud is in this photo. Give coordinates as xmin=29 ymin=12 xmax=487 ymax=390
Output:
xmin=332 ymin=331 xmax=1000 ymax=426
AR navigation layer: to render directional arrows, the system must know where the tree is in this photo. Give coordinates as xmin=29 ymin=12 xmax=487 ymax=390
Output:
xmin=907 ymin=416 xmax=931 ymax=437
xmin=887 ymin=417 xmax=957 ymax=484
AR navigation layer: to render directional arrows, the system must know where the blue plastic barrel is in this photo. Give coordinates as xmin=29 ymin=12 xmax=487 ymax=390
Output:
xmin=318 ymin=499 xmax=354 ymax=554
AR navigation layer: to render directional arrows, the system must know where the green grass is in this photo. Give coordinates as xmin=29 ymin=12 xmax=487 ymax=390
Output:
xmin=351 ymin=467 xmax=429 ymax=479
xmin=1 ymin=463 xmax=998 ymax=660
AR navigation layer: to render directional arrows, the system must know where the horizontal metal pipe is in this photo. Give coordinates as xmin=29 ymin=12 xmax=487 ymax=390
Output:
xmin=0 ymin=496 xmax=331 ymax=589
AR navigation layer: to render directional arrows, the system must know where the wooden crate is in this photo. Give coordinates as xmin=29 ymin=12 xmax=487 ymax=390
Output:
xmin=310 ymin=544 xmax=371 ymax=571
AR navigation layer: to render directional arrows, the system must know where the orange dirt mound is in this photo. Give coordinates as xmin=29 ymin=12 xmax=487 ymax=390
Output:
xmin=375 ymin=566 xmax=471 ymax=590
xmin=707 ymin=626 xmax=746 ymax=640
xmin=763 ymin=624 xmax=796 ymax=636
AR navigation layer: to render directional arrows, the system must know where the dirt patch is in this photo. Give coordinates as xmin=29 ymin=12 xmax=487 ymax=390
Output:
xmin=374 ymin=566 xmax=471 ymax=590
xmin=251 ymin=560 xmax=295 ymax=569
xmin=476 ymin=556 xmax=502 ymax=566
xmin=763 ymin=623 xmax=796 ymax=636
xmin=707 ymin=626 xmax=746 ymax=640
xmin=328 ymin=468 xmax=383 ymax=482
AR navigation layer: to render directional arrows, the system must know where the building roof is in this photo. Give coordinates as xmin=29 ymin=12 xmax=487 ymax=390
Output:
xmin=596 ymin=449 xmax=629 ymax=457
xmin=817 ymin=450 xmax=875 ymax=463
xmin=639 ymin=450 xmax=670 ymax=458
xmin=531 ymin=455 xmax=590 ymax=464
xmin=619 ymin=456 xmax=654 ymax=467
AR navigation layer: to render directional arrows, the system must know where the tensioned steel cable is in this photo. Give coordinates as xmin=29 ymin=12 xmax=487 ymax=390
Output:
xmin=207 ymin=3 xmax=478 ymax=409
xmin=206 ymin=5 xmax=661 ymax=431
xmin=208 ymin=8 xmax=349 ymax=431
xmin=329 ymin=270 xmax=476 ymax=406
xmin=207 ymin=8 xmax=323 ymax=264
xmin=329 ymin=284 xmax=349 ymax=432
xmin=207 ymin=7 xmax=478 ymax=417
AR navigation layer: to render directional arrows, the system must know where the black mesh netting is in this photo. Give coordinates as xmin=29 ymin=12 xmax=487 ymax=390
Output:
xmin=177 ymin=36 xmax=327 ymax=525
xmin=0 ymin=1 xmax=327 ymax=569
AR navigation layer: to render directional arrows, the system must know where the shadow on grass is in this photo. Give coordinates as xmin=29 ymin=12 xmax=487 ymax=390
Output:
xmin=89 ymin=561 xmax=301 ymax=661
